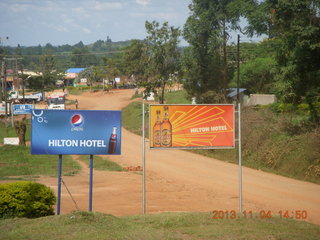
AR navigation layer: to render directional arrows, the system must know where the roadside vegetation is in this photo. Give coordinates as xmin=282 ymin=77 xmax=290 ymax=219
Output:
xmin=0 ymin=145 xmax=80 ymax=181
xmin=122 ymin=90 xmax=320 ymax=184
xmin=0 ymin=211 xmax=319 ymax=240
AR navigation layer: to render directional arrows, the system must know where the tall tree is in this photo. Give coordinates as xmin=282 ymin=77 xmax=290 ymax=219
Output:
xmin=71 ymin=46 xmax=98 ymax=67
xmin=40 ymin=50 xmax=57 ymax=87
xmin=124 ymin=22 xmax=180 ymax=103
xmin=182 ymin=0 xmax=241 ymax=103
xmin=123 ymin=39 xmax=149 ymax=84
xmin=144 ymin=21 xmax=181 ymax=104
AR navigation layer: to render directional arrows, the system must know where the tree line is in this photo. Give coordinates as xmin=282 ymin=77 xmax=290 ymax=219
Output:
xmin=1 ymin=0 xmax=319 ymax=112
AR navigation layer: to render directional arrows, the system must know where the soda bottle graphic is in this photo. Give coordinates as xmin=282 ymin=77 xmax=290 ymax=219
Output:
xmin=108 ymin=127 xmax=117 ymax=154
xmin=161 ymin=106 xmax=172 ymax=147
xmin=153 ymin=110 xmax=161 ymax=147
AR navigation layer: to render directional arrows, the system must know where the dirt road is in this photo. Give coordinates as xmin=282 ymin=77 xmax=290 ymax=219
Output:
xmin=38 ymin=89 xmax=320 ymax=225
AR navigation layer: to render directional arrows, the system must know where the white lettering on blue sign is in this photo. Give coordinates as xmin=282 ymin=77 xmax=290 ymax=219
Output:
xmin=48 ymin=139 xmax=106 ymax=148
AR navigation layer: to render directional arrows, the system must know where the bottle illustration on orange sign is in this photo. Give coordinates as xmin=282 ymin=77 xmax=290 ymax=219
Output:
xmin=153 ymin=110 xmax=162 ymax=147
xmin=161 ymin=106 xmax=172 ymax=147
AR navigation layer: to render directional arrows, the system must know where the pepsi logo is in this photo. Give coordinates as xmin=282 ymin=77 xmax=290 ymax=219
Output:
xmin=71 ymin=114 xmax=84 ymax=127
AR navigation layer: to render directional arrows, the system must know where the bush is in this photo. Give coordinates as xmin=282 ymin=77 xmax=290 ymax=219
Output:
xmin=0 ymin=181 xmax=56 ymax=218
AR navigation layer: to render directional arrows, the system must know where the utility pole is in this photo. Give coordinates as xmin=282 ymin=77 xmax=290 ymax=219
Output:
xmin=1 ymin=61 xmax=5 ymax=101
xmin=237 ymin=34 xmax=240 ymax=103
xmin=20 ymin=63 xmax=25 ymax=103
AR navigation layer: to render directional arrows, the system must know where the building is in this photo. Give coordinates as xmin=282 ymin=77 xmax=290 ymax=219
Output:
xmin=65 ymin=68 xmax=86 ymax=86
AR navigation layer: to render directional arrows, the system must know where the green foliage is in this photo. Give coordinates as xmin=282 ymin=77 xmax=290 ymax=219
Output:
xmin=0 ymin=181 xmax=56 ymax=218
xmin=245 ymin=0 xmax=320 ymax=104
xmin=123 ymin=40 xmax=148 ymax=81
xmin=143 ymin=21 xmax=181 ymax=104
xmin=1 ymin=40 xmax=131 ymax=72
xmin=182 ymin=0 xmax=242 ymax=103
xmin=71 ymin=46 xmax=99 ymax=67
xmin=231 ymin=57 xmax=277 ymax=94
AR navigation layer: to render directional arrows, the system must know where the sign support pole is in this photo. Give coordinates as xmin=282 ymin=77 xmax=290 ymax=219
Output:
xmin=142 ymin=103 xmax=146 ymax=214
xmin=238 ymin=103 xmax=242 ymax=213
xmin=89 ymin=154 xmax=93 ymax=212
xmin=57 ymin=154 xmax=62 ymax=215
xmin=11 ymin=103 xmax=14 ymax=127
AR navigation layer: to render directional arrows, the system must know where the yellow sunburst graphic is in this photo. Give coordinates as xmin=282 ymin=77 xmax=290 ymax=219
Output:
xmin=150 ymin=105 xmax=234 ymax=148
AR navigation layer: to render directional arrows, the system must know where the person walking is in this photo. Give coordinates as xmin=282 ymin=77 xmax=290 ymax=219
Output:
xmin=75 ymin=99 xmax=79 ymax=109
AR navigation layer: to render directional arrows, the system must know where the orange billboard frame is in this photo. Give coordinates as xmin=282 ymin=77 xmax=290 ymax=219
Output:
xmin=149 ymin=104 xmax=235 ymax=149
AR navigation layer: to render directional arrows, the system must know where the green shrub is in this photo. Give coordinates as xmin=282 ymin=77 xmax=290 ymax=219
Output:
xmin=0 ymin=181 xmax=56 ymax=218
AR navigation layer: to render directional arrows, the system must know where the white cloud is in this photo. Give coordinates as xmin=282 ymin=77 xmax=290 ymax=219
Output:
xmin=92 ymin=1 xmax=123 ymax=10
xmin=53 ymin=25 xmax=69 ymax=33
xmin=135 ymin=0 xmax=151 ymax=7
xmin=82 ymin=27 xmax=92 ymax=34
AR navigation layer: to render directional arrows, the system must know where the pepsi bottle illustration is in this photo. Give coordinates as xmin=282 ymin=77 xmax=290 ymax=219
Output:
xmin=108 ymin=127 xmax=117 ymax=154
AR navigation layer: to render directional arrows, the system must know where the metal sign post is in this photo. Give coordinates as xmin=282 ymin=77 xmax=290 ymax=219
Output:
xmin=57 ymin=154 xmax=62 ymax=215
xmin=89 ymin=155 xmax=93 ymax=212
xmin=238 ymin=103 xmax=242 ymax=213
xmin=142 ymin=103 xmax=146 ymax=214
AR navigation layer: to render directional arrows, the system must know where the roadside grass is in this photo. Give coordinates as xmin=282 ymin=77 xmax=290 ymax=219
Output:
xmin=77 ymin=155 xmax=124 ymax=171
xmin=162 ymin=89 xmax=191 ymax=104
xmin=66 ymin=87 xmax=90 ymax=95
xmin=0 ymin=211 xmax=319 ymax=240
xmin=0 ymin=145 xmax=81 ymax=180
xmin=122 ymin=90 xmax=320 ymax=184
xmin=122 ymin=101 xmax=145 ymax=136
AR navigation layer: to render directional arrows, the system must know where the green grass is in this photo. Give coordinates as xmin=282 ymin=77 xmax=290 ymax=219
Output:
xmin=163 ymin=89 xmax=191 ymax=104
xmin=0 ymin=211 xmax=319 ymax=240
xmin=77 ymin=155 xmax=124 ymax=171
xmin=0 ymin=145 xmax=81 ymax=180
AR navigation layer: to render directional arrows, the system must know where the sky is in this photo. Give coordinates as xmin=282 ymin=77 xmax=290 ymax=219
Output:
xmin=0 ymin=0 xmax=263 ymax=47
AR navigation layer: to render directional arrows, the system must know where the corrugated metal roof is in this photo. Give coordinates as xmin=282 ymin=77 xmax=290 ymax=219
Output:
xmin=66 ymin=68 xmax=86 ymax=73
xmin=227 ymin=88 xmax=247 ymax=98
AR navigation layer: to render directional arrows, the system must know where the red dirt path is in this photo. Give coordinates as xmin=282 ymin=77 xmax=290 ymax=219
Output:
xmin=30 ymin=89 xmax=320 ymax=224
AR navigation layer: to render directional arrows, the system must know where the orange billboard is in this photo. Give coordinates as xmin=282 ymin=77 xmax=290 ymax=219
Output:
xmin=149 ymin=104 xmax=235 ymax=149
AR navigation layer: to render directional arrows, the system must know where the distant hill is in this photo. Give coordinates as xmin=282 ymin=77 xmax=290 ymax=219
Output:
xmin=0 ymin=39 xmax=133 ymax=72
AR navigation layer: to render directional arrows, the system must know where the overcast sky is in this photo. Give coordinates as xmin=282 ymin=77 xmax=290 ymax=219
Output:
xmin=0 ymin=0 xmax=263 ymax=47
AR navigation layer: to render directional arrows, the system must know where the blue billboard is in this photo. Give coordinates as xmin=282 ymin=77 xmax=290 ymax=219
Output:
xmin=31 ymin=110 xmax=121 ymax=155
xmin=13 ymin=104 xmax=33 ymax=115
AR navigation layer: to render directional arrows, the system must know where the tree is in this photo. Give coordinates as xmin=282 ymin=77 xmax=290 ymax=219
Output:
xmin=123 ymin=39 xmax=149 ymax=83
xmin=231 ymin=57 xmax=277 ymax=94
xmin=144 ymin=21 xmax=181 ymax=104
xmin=40 ymin=50 xmax=57 ymax=87
xmin=102 ymin=57 xmax=121 ymax=87
xmin=182 ymin=0 xmax=242 ymax=103
xmin=245 ymin=0 xmax=320 ymax=104
xmin=79 ymin=66 xmax=98 ymax=89
xmin=71 ymin=46 xmax=98 ymax=67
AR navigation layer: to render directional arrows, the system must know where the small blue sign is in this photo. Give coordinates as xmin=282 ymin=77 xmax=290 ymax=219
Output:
xmin=31 ymin=110 xmax=121 ymax=155
xmin=13 ymin=104 xmax=33 ymax=115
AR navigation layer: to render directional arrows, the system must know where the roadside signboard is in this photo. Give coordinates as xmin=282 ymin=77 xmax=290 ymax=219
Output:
xmin=149 ymin=104 xmax=235 ymax=149
xmin=13 ymin=104 xmax=33 ymax=115
xmin=31 ymin=109 xmax=121 ymax=155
